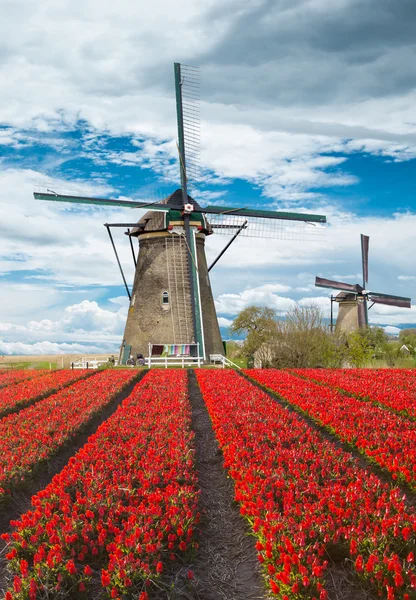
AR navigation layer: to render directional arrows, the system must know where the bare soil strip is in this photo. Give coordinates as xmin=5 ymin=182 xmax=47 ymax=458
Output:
xmin=187 ymin=370 xmax=265 ymax=600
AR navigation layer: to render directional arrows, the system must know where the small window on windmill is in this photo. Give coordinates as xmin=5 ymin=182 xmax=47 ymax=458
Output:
xmin=162 ymin=291 xmax=169 ymax=307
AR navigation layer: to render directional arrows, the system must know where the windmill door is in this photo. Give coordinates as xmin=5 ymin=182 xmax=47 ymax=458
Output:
xmin=121 ymin=344 xmax=132 ymax=365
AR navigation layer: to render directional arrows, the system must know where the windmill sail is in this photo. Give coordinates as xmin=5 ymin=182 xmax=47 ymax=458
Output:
xmin=315 ymin=233 xmax=411 ymax=331
xmin=33 ymin=191 xmax=171 ymax=211
xmin=361 ymin=234 xmax=369 ymax=286
xmin=174 ymin=63 xmax=203 ymax=355
xmin=369 ymin=293 xmax=411 ymax=308
xmin=357 ymin=300 xmax=367 ymax=327
xmin=178 ymin=64 xmax=200 ymax=188
xmin=315 ymin=277 xmax=362 ymax=294
xmin=174 ymin=63 xmax=200 ymax=197
xmin=206 ymin=205 xmax=326 ymax=241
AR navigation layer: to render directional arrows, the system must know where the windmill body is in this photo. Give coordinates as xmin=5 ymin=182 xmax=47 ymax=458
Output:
xmin=120 ymin=189 xmax=222 ymax=361
xmin=34 ymin=63 xmax=328 ymax=363
xmin=316 ymin=235 xmax=411 ymax=331
xmin=333 ymin=293 xmax=366 ymax=332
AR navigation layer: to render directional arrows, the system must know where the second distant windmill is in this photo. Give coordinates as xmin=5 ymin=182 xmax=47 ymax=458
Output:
xmin=315 ymin=234 xmax=411 ymax=331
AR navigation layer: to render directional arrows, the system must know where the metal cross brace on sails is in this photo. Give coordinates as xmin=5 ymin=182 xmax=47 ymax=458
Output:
xmin=34 ymin=62 xmax=327 ymax=359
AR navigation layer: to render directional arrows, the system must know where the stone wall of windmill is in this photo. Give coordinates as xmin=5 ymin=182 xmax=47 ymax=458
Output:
xmin=120 ymin=231 xmax=223 ymax=359
xmin=335 ymin=295 xmax=360 ymax=332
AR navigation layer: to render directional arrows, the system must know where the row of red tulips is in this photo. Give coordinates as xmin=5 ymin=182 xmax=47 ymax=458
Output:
xmin=0 ymin=370 xmax=48 ymax=390
xmin=3 ymin=369 xmax=199 ymax=599
xmin=0 ymin=369 xmax=137 ymax=502
xmin=197 ymin=369 xmax=416 ymax=600
xmin=294 ymin=368 xmax=416 ymax=418
xmin=0 ymin=369 xmax=93 ymax=418
xmin=247 ymin=369 xmax=416 ymax=489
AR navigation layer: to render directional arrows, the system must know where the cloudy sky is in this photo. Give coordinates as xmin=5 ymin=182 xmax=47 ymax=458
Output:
xmin=1 ymin=0 xmax=416 ymax=354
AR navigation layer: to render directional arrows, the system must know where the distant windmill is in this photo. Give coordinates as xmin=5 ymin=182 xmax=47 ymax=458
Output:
xmin=315 ymin=234 xmax=411 ymax=331
xmin=35 ymin=63 xmax=327 ymax=363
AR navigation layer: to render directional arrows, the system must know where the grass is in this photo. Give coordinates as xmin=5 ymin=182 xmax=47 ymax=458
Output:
xmin=227 ymin=356 xmax=247 ymax=368
xmin=0 ymin=361 xmax=57 ymax=370
xmin=363 ymin=357 xmax=416 ymax=369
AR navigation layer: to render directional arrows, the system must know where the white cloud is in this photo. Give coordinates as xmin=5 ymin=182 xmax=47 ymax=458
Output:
xmin=2 ymin=0 xmax=416 ymax=340
xmin=331 ymin=274 xmax=361 ymax=281
xmin=0 ymin=300 xmax=126 ymax=346
xmin=367 ymin=304 xmax=416 ymax=326
xmin=384 ymin=326 xmax=401 ymax=336
xmin=217 ymin=317 xmax=233 ymax=328
xmin=1 ymin=0 xmax=416 ymax=204
xmin=215 ymin=284 xmax=296 ymax=315
xmin=0 ymin=340 xmax=118 ymax=356
xmin=0 ymin=168 xmax=139 ymax=289
xmin=298 ymin=295 xmax=332 ymax=316
xmin=108 ymin=296 xmax=130 ymax=307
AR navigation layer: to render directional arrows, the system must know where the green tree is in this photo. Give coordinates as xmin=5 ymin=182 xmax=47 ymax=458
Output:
xmin=399 ymin=329 xmax=416 ymax=354
xmin=271 ymin=304 xmax=347 ymax=368
xmin=225 ymin=340 xmax=243 ymax=360
xmin=360 ymin=326 xmax=387 ymax=347
xmin=381 ymin=341 xmax=402 ymax=367
xmin=345 ymin=331 xmax=373 ymax=367
xmin=230 ymin=306 xmax=278 ymax=362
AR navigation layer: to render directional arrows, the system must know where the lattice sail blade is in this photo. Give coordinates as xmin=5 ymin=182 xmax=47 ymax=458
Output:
xmin=209 ymin=213 xmax=326 ymax=241
xmin=180 ymin=64 xmax=200 ymax=189
xmin=361 ymin=234 xmax=369 ymax=286
xmin=204 ymin=205 xmax=326 ymax=223
xmin=174 ymin=63 xmax=200 ymax=195
xmin=357 ymin=299 xmax=368 ymax=327
xmin=369 ymin=293 xmax=411 ymax=308
xmin=33 ymin=191 xmax=169 ymax=211
xmin=315 ymin=277 xmax=362 ymax=293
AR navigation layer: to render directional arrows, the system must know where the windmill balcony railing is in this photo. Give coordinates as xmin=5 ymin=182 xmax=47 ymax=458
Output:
xmin=147 ymin=343 xmax=203 ymax=368
xmin=146 ymin=356 xmax=204 ymax=368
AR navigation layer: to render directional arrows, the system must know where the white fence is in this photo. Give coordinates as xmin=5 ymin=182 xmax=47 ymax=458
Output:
xmin=147 ymin=355 xmax=203 ymax=368
xmin=209 ymin=354 xmax=241 ymax=369
xmin=70 ymin=352 xmax=239 ymax=370
xmin=71 ymin=357 xmax=116 ymax=369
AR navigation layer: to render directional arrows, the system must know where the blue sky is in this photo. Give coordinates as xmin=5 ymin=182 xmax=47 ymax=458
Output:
xmin=1 ymin=0 xmax=416 ymax=354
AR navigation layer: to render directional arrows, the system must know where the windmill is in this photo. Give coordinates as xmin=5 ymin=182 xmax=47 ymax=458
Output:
xmin=315 ymin=234 xmax=411 ymax=331
xmin=34 ymin=63 xmax=327 ymax=363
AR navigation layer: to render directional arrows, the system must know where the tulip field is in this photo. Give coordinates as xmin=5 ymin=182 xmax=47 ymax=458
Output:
xmin=0 ymin=368 xmax=415 ymax=600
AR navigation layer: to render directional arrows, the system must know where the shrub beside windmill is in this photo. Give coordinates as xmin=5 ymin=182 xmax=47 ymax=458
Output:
xmin=315 ymin=234 xmax=411 ymax=332
xmin=34 ymin=63 xmax=327 ymax=364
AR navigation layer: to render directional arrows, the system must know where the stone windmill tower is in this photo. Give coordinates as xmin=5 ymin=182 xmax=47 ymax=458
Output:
xmin=121 ymin=187 xmax=222 ymax=360
xmin=35 ymin=63 xmax=328 ymax=362
xmin=315 ymin=234 xmax=411 ymax=331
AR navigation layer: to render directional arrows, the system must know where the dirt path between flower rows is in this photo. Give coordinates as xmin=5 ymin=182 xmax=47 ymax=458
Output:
xmin=186 ymin=370 xmax=266 ymax=600
xmin=0 ymin=370 xmax=147 ymax=596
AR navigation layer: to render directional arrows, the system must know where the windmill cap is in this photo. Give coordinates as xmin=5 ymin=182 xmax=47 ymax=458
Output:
xmin=129 ymin=188 xmax=205 ymax=236
xmin=164 ymin=189 xmax=202 ymax=211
